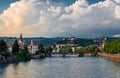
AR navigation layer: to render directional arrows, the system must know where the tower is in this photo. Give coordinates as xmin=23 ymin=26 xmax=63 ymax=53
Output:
xmin=18 ymin=33 xmax=24 ymax=49
xmin=101 ymin=36 xmax=107 ymax=51
xmin=19 ymin=33 xmax=23 ymax=43
xmin=31 ymin=39 xmax=33 ymax=54
xmin=31 ymin=39 xmax=33 ymax=46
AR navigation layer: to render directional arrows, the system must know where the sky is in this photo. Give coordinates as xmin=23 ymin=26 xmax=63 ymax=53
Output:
xmin=0 ymin=0 xmax=120 ymax=38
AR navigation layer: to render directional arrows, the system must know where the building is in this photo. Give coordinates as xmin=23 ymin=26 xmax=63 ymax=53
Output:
xmin=52 ymin=43 xmax=79 ymax=53
xmin=7 ymin=42 xmax=13 ymax=52
xmin=52 ymin=44 xmax=65 ymax=52
xmin=101 ymin=37 xmax=107 ymax=51
xmin=18 ymin=33 xmax=24 ymax=49
xmin=28 ymin=40 xmax=38 ymax=54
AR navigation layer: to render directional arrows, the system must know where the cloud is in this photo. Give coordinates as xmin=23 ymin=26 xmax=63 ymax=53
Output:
xmin=113 ymin=34 xmax=120 ymax=37
xmin=115 ymin=6 xmax=120 ymax=19
xmin=0 ymin=0 xmax=120 ymax=37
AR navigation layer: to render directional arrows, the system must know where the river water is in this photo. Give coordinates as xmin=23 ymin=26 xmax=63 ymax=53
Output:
xmin=0 ymin=57 xmax=120 ymax=78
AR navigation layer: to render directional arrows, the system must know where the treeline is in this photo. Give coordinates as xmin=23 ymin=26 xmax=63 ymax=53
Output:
xmin=0 ymin=39 xmax=10 ymax=61
xmin=75 ymin=45 xmax=100 ymax=57
xmin=76 ymin=46 xmax=100 ymax=53
xmin=60 ymin=45 xmax=100 ymax=57
xmin=57 ymin=38 xmax=100 ymax=46
xmin=104 ymin=40 xmax=120 ymax=54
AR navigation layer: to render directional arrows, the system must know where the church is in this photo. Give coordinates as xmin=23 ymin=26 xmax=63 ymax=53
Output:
xmin=7 ymin=34 xmax=38 ymax=54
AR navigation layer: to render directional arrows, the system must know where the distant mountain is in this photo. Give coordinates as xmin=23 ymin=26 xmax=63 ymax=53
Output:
xmin=0 ymin=37 xmax=120 ymax=47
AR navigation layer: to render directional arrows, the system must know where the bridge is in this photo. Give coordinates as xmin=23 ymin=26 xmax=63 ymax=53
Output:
xmin=46 ymin=52 xmax=97 ymax=57
xmin=46 ymin=52 xmax=78 ymax=57
xmin=51 ymin=52 xmax=78 ymax=54
xmin=52 ymin=52 xmax=78 ymax=57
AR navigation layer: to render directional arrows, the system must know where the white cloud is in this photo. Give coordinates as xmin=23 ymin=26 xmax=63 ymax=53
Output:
xmin=115 ymin=6 xmax=120 ymax=19
xmin=113 ymin=34 xmax=120 ymax=37
xmin=0 ymin=0 xmax=120 ymax=37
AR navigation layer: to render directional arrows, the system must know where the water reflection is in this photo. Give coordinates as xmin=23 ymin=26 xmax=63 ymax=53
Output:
xmin=5 ymin=63 xmax=28 ymax=78
xmin=0 ymin=57 xmax=120 ymax=78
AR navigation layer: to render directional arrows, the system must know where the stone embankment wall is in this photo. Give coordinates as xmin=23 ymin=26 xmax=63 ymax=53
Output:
xmin=98 ymin=53 xmax=120 ymax=62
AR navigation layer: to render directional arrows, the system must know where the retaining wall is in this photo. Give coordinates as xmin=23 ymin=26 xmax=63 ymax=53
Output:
xmin=98 ymin=53 xmax=120 ymax=62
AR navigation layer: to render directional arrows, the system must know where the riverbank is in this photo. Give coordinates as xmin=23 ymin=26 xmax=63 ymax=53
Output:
xmin=1 ymin=53 xmax=120 ymax=64
xmin=0 ymin=56 xmax=17 ymax=64
xmin=0 ymin=54 xmax=40 ymax=65
xmin=98 ymin=53 xmax=120 ymax=62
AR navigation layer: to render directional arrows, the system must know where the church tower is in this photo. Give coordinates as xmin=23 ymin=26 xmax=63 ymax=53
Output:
xmin=30 ymin=39 xmax=34 ymax=54
xmin=18 ymin=33 xmax=24 ymax=49
xmin=101 ymin=36 xmax=107 ymax=51
xmin=19 ymin=33 xmax=23 ymax=43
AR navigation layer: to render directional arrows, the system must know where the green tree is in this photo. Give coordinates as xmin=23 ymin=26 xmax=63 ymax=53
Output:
xmin=61 ymin=46 xmax=72 ymax=57
xmin=75 ymin=45 xmax=99 ymax=57
xmin=46 ymin=46 xmax=53 ymax=53
xmin=12 ymin=40 xmax=19 ymax=54
xmin=104 ymin=40 xmax=120 ymax=54
xmin=61 ymin=46 xmax=72 ymax=53
xmin=0 ymin=51 xmax=10 ymax=60
xmin=38 ymin=44 xmax=45 ymax=53
xmin=0 ymin=39 xmax=10 ymax=61
xmin=75 ymin=48 xmax=84 ymax=57
xmin=0 ymin=39 xmax=7 ymax=51
xmin=36 ymin=44 xmax=46 ymax=58
xmin=15 ymin=46 xmax=31 ymax=61
xmin=3 ymin=51 xmax=10 ymax=61
xmin=20 ymin=49 xmax=31 ymax=61
xmin=86 ymin=46 xmax=100 ymax=52
xmin=45 ymin=46 xmax=53 ymax=57
xmin=24 ymin=45 xmax=29 ymax=53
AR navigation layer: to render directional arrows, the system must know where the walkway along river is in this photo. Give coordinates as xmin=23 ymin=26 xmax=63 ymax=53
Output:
xmin=0 ymin=57 xmax=120 ymax=78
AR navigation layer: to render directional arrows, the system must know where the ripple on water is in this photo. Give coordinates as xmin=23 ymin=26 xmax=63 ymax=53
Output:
xmin=0 ymin=57 xmax=120 ymax=78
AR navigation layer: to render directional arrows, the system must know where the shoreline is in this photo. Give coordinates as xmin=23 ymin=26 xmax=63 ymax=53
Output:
xmin=1 ymin=53 xmax=120 ymax=65
xmin=98 ymin=53 xmax=120 ymax=62
xmin=0 ymin=57 xmax=17 ymax=65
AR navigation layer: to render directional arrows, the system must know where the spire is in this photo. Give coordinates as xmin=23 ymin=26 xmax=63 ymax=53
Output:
xmin=20 ymin=33 xmax=23 ymax=42
xmin=31 ymin=39 xmax=33 ymax=45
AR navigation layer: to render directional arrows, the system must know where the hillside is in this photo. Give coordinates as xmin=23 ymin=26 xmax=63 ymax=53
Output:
xmin=0 ymin=37 xmax=120 ymax=47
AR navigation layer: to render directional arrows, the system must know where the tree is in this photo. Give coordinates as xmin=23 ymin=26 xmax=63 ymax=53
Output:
xmin=24 ymin=45 xmax=29 ymax=53
xmin=0 ymin=39 xmax=7 ymax=51
xmin=46 ymin=46 xmax=53 ymax=53
xmin=3 ymin=51 xmax=10 ymax=61
xmin=104 ymin=40 xmax=120 ymax=54
xmin=15 ymin=46 xmax=31 ymax=61
xmin=45 ymin=46 xmax=53 ymax=57
xmin=20 ymin=49 xmax=31 ymax=61
xmin=0 ymin=39 xmax=10 ymax=61
xmin=75 ymin=45 xmax=100 ymax=57
xmin=61 ymin=46 xmax=72 ymax=57
xmin=12 ymin=40 xmax=19 ymax=54
xmin=36 ymin=44 xmax=46 ymax=58
xmin=38 ymin=44 xmax=45 ymax=53
xmin=75 ymin=48 xmax=84 ymax=57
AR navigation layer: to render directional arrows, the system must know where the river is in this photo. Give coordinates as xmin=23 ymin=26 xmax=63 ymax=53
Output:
xmin=0 ymin=57 xmax=120 ymax=78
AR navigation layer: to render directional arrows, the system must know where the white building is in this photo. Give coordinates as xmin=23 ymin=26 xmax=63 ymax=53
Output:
xmin=7 ymin=42 xmax=13 ymax=52
xmin=28 ymin=40 xmax=38 ymax=54
xmin=52 ymin=44 xmax=66 ymax=52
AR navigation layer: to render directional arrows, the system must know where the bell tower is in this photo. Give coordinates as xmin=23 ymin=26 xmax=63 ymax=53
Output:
xmin=101 ymin=36 xmax=107 ymax=51
xmin=18 ymin=33 xmax=24 ymax=49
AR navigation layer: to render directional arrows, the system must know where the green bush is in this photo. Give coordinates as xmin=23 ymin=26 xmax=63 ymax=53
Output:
xmin=15 ymin=53 xmax=24 ymax=61
xmin=78 ymin=52 xmax=84 ymax=57
xmin=104 ymin=40 xmax=120 ymax=54
xmin=40 ymin=53 xmax=46 ymax=58
xmin=15 ymin=49 xmax=31 ymax=61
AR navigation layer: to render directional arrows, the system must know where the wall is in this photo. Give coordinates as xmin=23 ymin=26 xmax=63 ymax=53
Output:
xmin=98 ymin=53 xmax=120 ymax=62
